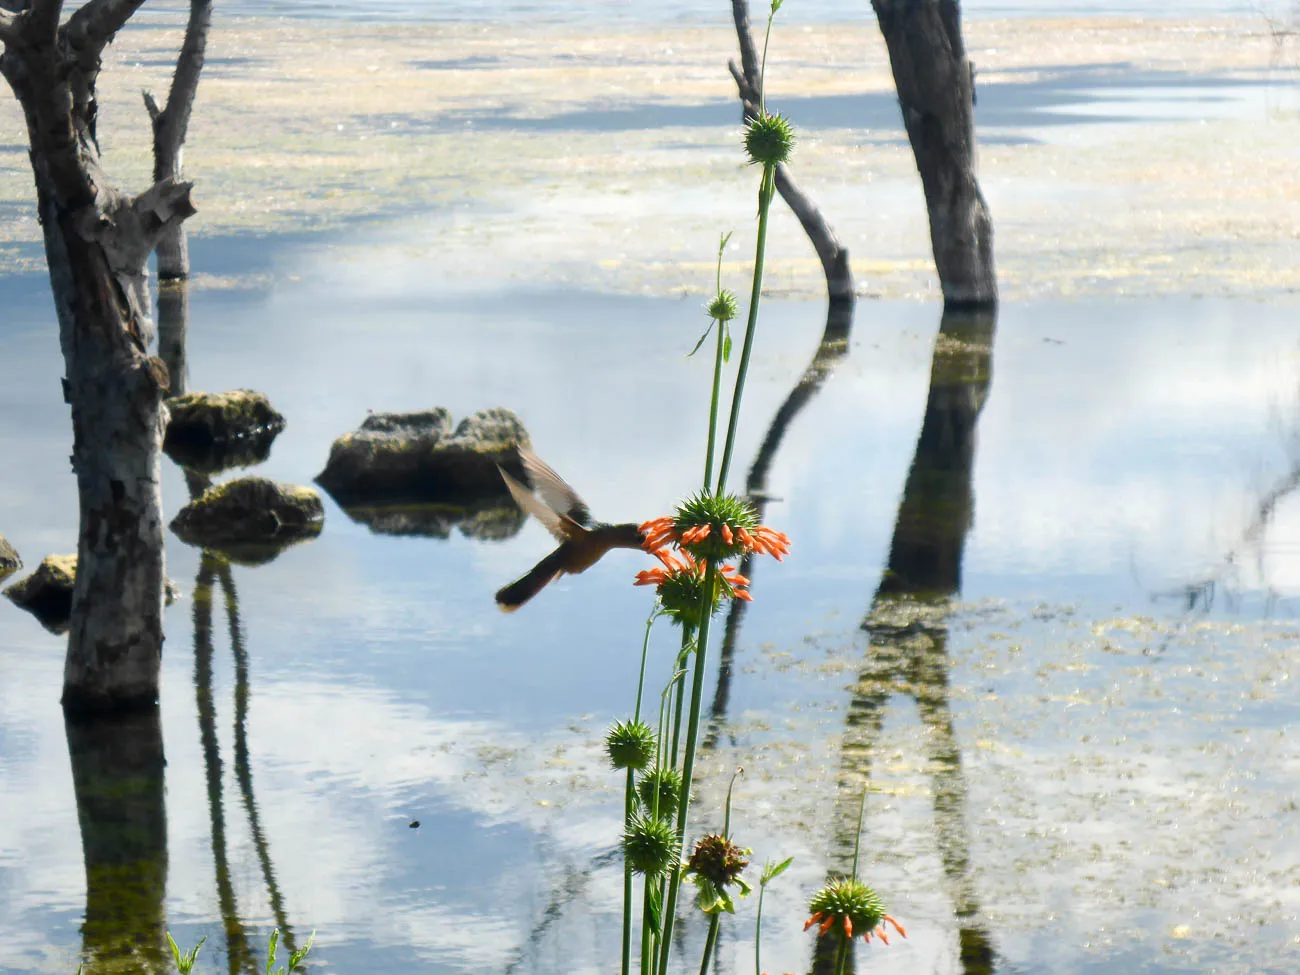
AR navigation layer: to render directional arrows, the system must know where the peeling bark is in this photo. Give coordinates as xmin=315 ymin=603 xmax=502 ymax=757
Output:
xmin=871 ymin=0 xmax=997 ymax=307
xmin=729 ymin=0 xmax=854 ymax=303
xmin=2 ymin=2 xmax=195 ymax=713
xmin=143 ymin=0 xmax=211 ymax=279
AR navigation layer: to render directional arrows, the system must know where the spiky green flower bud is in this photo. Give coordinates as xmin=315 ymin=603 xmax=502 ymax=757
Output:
xmin=806 ymin=878 xmax=891 ymax=942
xmin=637 ymin=765 xmax=683 ymax=818
xmin=673 ymin=491 xmax=759 ymax=562
xmin=623 ymin=814 xmax=678 ymax=876
xmin=707 ymin=290 xmax=738 ymax=324
xmin=744 ymin=112 xmax=795 ymax=167
xmin=606 ymin=720 xmax=656 ymax=771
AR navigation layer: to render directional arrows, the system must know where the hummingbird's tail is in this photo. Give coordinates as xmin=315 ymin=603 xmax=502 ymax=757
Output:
xmin=495 ymin=548 xmax=567 ymax=612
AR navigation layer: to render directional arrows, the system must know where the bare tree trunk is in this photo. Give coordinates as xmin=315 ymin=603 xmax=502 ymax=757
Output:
xmin=871 ymin=0 xmax=996 ymax=308
xmin=143 ymin=0 xmax=212 ymax=280
xmin=728 ymin=0 xmax=855 ymax=302
xmin=1 ymin=3 xmax=195 ymax=713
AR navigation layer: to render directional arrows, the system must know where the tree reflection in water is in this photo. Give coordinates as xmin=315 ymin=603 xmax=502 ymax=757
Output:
xmin=65 ymin=708 xmax=170 ymax=974
xmin=814 ymin=306 xmax=998 ymax=975
xmin=193 ymin=550 xmax=303 ymax=972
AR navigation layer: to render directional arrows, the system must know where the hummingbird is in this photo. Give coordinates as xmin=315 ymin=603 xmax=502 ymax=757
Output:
xmin=495 ymin=448 xmax=646 ymax=611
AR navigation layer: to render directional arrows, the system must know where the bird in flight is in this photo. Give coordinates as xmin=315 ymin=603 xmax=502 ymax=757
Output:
xmin=495 ymin=448 xmax=646 ymax=611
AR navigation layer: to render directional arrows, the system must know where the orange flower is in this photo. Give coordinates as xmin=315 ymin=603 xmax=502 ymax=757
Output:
xmin=633 ymin=549 xmax=751 ymax=611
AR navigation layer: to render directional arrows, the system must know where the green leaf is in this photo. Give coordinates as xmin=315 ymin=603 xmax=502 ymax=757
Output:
xmin=771 ymin=0 xmax=784 ymax=13
xmin=167 ymin=932 xmax=206 ymax=974
xmin=723 ymin=331 xmax=733 ymax=363
xmin=760 ymin=856 xmax=794 ymax=885
xmin=687 ymin=321 xmax=715 ymax=358
xmin=287 ymin=931 xmax=315 ymax=971
xmin=264 ymin=929 xmax=279 ymax=975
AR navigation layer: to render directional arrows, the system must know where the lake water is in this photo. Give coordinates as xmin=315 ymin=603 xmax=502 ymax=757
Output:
xmin=1 ymin=5 xmax=1298 ymax=975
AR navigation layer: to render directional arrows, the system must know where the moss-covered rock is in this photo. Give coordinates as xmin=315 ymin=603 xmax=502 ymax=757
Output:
xmin=4 ymin=555 xmax=181 ymax=634
xmin=315 ymin=407 xmax=530 ymax=505
xmin=164 ymin=389 xmax=285 ymax=475
xmin=5 ymin=554 xmax=76 ymax=631
xmin=0 ymin=533 xmax=20 ymax=582
xmin=171 ymin=477 xmax=324 ymax=559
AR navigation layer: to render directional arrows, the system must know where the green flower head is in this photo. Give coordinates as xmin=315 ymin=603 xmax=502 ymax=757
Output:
xmin=707 ymin=290 xmax=738 ymax=324
xmin=805 ymin=878 xmax=906 ymax=944
xmin=623 ymin=814 xmax=678 ymax=876
xmin=637 ymin=764 xmax=684 ymax=818
xmin=606 ymin=719 xmax=656 ymax=771
xmin=744 ymin=112 xmax=795 ymax=167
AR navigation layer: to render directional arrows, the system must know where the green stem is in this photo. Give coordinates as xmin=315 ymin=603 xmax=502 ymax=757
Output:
xmin=698 ymin=914 xmax=721 ymax=975
xmin=656 ymin=564 xmax=718 ymax=975
xmin=622 ymin=769 xmax=636 ymax=975
xmin=850 ymin=786 xmax=869 ymax=881
xmin=759 ymin=3 xmax=777 ymax=114
xmin=753 ymin=886 xmax=766 ymax=975
xmin=702 ymin=309 xmax=727 ymax=491
xmin=634 ymin=609 xmax=658 ymax=723
xmin=716 ymin=163 xmax=777 ymax=494
xmin=722 ymin=766 xmax=743 ymax=838
xmin=641 ymin=880 xmax=657 ymax=975
xmin=833 ymin=934 xmax=848 ymax=975
xmin=669 ymin=631 xmax=692 ymax=764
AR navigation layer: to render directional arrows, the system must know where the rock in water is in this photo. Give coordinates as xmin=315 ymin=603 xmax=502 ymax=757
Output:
xmin=315 ymin=407 xmax=530 ymax=505
xmin=0 ymin=534 xmax=20 ymax=582
xmin=164 ymin=389 xmax=286 ymax=475
xmin=4 ymin=554 xmax=76 ymax=631
xmin=170 ymin=476 xmax=324 ymax=563
xmin=3 ymin=555 xmax=182 ymax=633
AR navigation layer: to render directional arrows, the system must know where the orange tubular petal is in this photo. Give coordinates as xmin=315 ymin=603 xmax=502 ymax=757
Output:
xmin=733 ymin=589 xmax=753 ymax=602
xmin=818 ymin=916 xmax=835 ymax=936
xmin=862 ymin=930 xmax=871 ymax=943
xmin=736 ymin=527 xmax=755 ymax=547
xmin=721 ymin=524 xmax=734 ymax=545
xmin=803 ymin=912 xmax=824 ymax=932
xmin=696 ymin=524 xmax=712 ymax=541
xmin=843 ymin=917 xmax=853 ymax=938
xmin=885 ymin=916 xmax=907 ymax=938
xmin=876 ymin=928 xmax=890 ymax=945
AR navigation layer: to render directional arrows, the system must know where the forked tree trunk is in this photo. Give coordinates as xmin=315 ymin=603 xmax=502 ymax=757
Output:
xmin=729 ymin=0 xmax=855 ymax=302
xmin=1 ymin=2 xmax=195 ymax=713
xmin=144 ymin=0 xmax=212 ymax=280
xmin=871 ymin=0 xmax=996 ymax=307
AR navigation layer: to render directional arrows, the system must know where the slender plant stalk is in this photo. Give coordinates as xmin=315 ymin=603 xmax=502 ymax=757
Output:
xmin=833 ymin=934 xmax=849 ymax=975
xmin=716 ymin=163 xmax=777 ymax=493
xmin=622 ymin=769 xmax=636 ymax=975
xmin=641 ymin=883 xmax=657 ymax=975
xmin=722 ymin=766 xmax=742 ymax=838
xmin=851 ymin=786 xmax=869 ymax=880
xmin=634 ymin=609 xmax=658 ymax=722
xmin=702 ymin=307 xmax=728 ymax=491
xmin=702 ymin=234 xmax=732 ymax=489
xmin=698 ymin=914 xmax=721 ymax=975
xmin=669 ymin=632 xmax=692 ymax=763
xmin=753 ymin=884 xmax=766 ymax=975
xmin=656 ymin=564 xmax=718 ymax=975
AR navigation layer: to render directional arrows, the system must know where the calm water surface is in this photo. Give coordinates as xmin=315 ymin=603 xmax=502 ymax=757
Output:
xmin=0 ymin=225 xmax=1297 ymax=974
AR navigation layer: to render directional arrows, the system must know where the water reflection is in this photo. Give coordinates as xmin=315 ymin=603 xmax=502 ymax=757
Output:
xmin=816 ymin=307 xmax=998 ymax=975
xmin=193 ymin=551 xmax=302 ymax=973
xmin=65 ymin=709 xmax=170 ymax=974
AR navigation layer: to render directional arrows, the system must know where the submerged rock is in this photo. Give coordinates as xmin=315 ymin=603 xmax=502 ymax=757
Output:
xmin=164 ymin=389 xmax=285 ymax=475
xmin=315 ymin=407 xmax=529 ymax=506
xmin=0 ymin=534 xmax=19 ymax=581
xmin=4 ymin=555 xmax=181 ymax=634
xmin=170 ymin=476 xmax=324 ymax=562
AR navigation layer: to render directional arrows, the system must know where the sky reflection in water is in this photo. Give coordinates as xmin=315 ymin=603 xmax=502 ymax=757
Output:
xmin=0 ymin=236 xmax=1297 ymax=975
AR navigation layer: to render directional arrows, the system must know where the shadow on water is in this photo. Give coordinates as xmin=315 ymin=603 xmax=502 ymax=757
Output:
xmin=65 ymin=709 xmax=170 ymax=974
xmin=812 ymin=306 xmax=999 ymax=975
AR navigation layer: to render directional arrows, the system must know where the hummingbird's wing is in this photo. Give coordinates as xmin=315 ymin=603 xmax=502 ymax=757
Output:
xmin=518 ymin=448 xmax=593 ymax=527
xmin=500 ymin=467 xmax=585 ymax=543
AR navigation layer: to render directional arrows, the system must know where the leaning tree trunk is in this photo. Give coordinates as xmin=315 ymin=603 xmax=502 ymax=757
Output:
xmin=871 ymin=0 xmax=996 ymax=307
xmin=144 ymin=0 xmax=212 ymax=280
xmin=729 ymin=0 xmax=854 ymax=303
xmin=1 ymin=2 xmax=195 ymax=713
